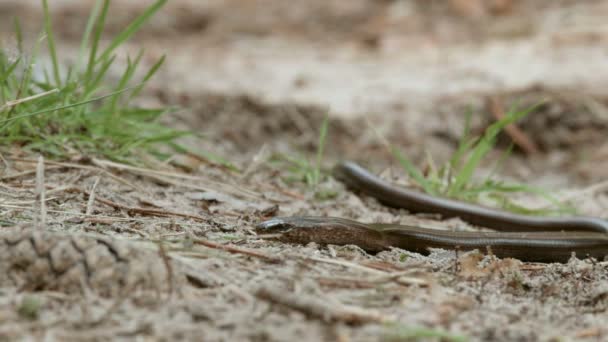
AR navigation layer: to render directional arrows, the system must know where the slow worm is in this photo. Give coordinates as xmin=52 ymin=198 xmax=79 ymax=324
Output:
xmin=256 ymin=161 xmax=608 ymax=262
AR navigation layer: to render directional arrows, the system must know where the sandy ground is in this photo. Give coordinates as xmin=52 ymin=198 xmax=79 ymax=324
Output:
xmin=2 ymin=1 xmax=608 ymax=341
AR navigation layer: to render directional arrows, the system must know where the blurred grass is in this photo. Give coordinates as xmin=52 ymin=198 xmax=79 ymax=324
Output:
xmin=392 ymin=104 xmax=575 ymax=215
xmin=383 ymin=323 xmax=469 ymax=342
xmin=270 ymin=114 xmax=337 ymax=199
xmin=0 ymin=0 xmax=212 ymax=166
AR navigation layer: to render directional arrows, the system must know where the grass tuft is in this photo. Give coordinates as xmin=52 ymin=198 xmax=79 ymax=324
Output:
xmin=313 ymin=113 xmax=330 ymax=187
xmin=391 ymin=103 xmax=575 ymax=215
xmin=271 ymin=114 xmax=336 ymax=198
xmin=0 ymin=0 xmax=201 ymax=165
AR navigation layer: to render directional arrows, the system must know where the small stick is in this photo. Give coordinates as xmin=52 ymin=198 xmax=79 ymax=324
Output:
xmin=0 ymin=203 xmax=207 ymax=227
xmin=303 ymin=255 xmax=428 ymax=286
xmin=304 ymin=255 xmax=386 ymax=275
xmin=192 ymin=237 xmax=281 ymax=263
xmin=0 ymin=152 xmax=10 ymax=170
xmin=6 ymin=157 xmax=147 ymax=193
xmin=157 ymin=241 xmax=174 ymax=297
xmin=66 ymin=187 xmax=209 ymax=222
xmin=454 ymin=247 xmax=460 ymax=273
xmin=316 ymin=271 xmax=428 ymax=288
xmin=35 ymin=156 xmax=47 ymax=229
xmin=255 ymin=287 xmax=390 ymax=324
xmin=0 ymin=88 xmax=59 ymax=111
xmin=0 ymin=165 xmax=64 ymax=180
xmin=241 ymin=144 xmax=269 ymax=179
xmin=86 ymin=177 xmax=101 ymax=216
xmin=92 ymin=158 xmax=262 ymax=199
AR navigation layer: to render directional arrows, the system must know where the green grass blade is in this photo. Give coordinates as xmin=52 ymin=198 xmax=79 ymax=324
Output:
xmin=391 ymin=147 xmax=436 ymax=195
xmin=84 ymin=54 xmax=116 ymax=96
xmin=282 ymin=154 xmax=311 ymax=170
xmin=7 ymin=33 xmax=45 ymax=116
xmin=96 ymin=0 xmax=167 ymax=63
xmin=447 ymin=103 xmax=540 ymax=197
xmin=13 ymin=18 xmax=23 ymax=53
xmin=0 ymin=85 xmax=139 ymax=126
xmin=42 ymin=0 xmax=61 ymax=87
xmin=110 ymin=50 xmax=143 ymax=110
xmin=449 ymin=108 xmax=475 ymax=172
xmin=423 ymin=149 xmax=441 ymax=189
xmin=129 ymin=54 xmax=165 ymax=99
xmin=76 ymin=0 xmax=102 ymax=80
xmin=0 ymin=58 xmax=21 ymax=89
xmin=484 ymin=143 xmax=513 ymax=183
xmin=122 ymin=51 xmax=144 ymax=88
xmin=489 ymin=182 xmax=574 ymax=213
xmin=86 ymin=0 xmax=110 ymax=81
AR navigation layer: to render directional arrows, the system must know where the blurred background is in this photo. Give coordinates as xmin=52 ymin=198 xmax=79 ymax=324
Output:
xmin=2 ymin=0 xmax=607 ymax=181
xmin=4 ymin=3 xmax=608 ymax=340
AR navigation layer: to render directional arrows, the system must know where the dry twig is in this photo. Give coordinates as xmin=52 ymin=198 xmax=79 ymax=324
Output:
xmin=34 ymin=156 xmax=46 ymax=228
xmin=0 ymin=165 xmax=64 ymax=180
xmin=86 ymin=177 xmax=101 ymax=216
xmin=64 ymin=187 xmax=208 ymax=222
xmin=157 ymin=241 xmax=175 ymax=297
xmin=0 ymin=203 xmax=206 ymax=228
xmin=7 ymin=157 xmax=147 ymax=193
xmin=92 ymin=158 xmax=262 ymax=200
xmin=304 ymin=256 xmax=428 ymax=287
xmin=0 ymin=88 xmax=59 ymax=111
xmin=192 ymin=237 xmax=281 ymax=263
xmin=255 ymin=286 xmax=390 ymax=324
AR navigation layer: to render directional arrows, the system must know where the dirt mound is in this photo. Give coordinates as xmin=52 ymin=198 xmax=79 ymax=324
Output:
xmin=0 ymin=227 xmax=180 ymax=296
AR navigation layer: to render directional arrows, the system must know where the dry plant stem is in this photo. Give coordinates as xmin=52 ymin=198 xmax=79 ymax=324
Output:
xmin=370 ymin=270 xmax=429 ymax=286
xmin=304 ymin=255 xmax=386 ymax=275
xmin=157 ymin=241 xmax=175 ymax=297
xmin=0 ymin=152 xmax=10 ymax=169
xmin=0 ymin=88 xmax=59 ymax=111
xmin=1 ymin=196 xmax=59 ymax=206
xmin=192 ymin=237 xmax=282 ymax=263
xmin=7 ymin=157 xmax=147 ymax=193
xmin=304 ymin=256 xmax=428 ymax=286
xmin=8 ymin=156 xmax=265 ymax=205
xmin=0 ymin=165 xmax=64 ymax=180
xmin=261 ymin=182 xmax=306 ymax=200
xmin=519 ymin=264 xmax=546 ymax=271
xmin=490 ymin=96 xmax=539 ymax=154
xmin=241 ymin=144 xmax=270 ymax=178
xmin=144 ymin=173 xmax=232 ymax=197
xmin=35 ymin=156 xmax=47 ymax=228
xmin=255 ymin=287 xmax=390 ymax=324
xmin=2 ymin=178 xmax=207 ymax=223
xmin=95 ymin=195 xmax=206 ymax=221
xmin=0 ymin=203 xmax=206 ymax=228
xmin=316 ymin=272 xmax=428 ymax=288
xmin=91 ymin=158 xmax=262 ymax=199
xmin=86 ymin=177 xmax=101 ymax=216
xmin=64 ymin=187 xmax=208 ymax=222
xmin=316 ymin=277 xmax=381 ymax=289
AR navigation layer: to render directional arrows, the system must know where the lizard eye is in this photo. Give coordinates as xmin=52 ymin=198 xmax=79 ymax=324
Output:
xmin=255 ymin=218 xmax=294 ymax=232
